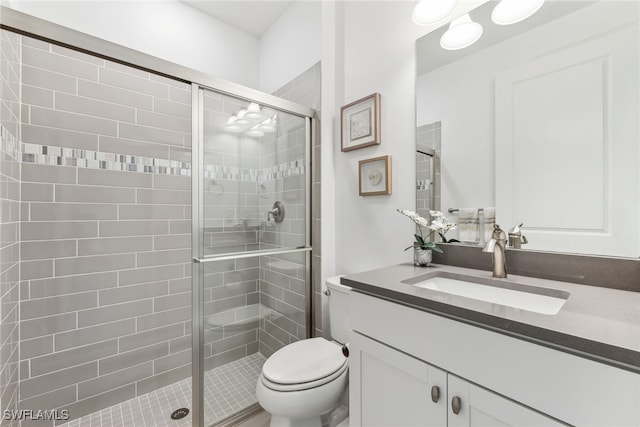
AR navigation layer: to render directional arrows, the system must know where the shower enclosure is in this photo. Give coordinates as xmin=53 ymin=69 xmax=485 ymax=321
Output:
xmin=191 ymin=88 xmax=313 ymax=426
xmin=0 ymin=7 xmax=315 ymax=427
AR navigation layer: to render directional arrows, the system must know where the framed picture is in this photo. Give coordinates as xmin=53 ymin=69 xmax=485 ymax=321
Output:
xmin=359 ymin=155 xmax=391 ymax=196
xmin=341 ymin=93 xmax=380 ymax=152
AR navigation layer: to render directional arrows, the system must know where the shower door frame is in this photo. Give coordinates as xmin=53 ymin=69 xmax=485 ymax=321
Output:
xmin=1 ymin=7 xmax=317 ymax=427
xmin=191 ymin=84 xmax=314 ymax=427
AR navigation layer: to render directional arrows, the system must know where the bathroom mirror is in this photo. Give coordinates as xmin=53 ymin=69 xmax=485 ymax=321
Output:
xmin=416 ymin=0 xmax=640 ymax=258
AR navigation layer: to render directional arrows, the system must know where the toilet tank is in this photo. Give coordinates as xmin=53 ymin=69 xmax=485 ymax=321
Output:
xmin=326 ymin=276 xmax=351 ymax=344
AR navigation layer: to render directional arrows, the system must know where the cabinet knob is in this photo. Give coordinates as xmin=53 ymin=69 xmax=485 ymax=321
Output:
xmin=430 ymin=385 xmax=440 ymax=403
xmin=451 ymin=396 xmax=462 ymax=415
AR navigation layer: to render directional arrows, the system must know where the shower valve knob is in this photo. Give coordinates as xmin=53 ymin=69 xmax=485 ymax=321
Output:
xmin=267 ymin=201 xmax=285 ymax=223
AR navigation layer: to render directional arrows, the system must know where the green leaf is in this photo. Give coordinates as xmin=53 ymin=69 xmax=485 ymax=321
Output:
xmin=414 ymin=234 xmax=425 ymax=246
xmin=422 ymin=241 xmax=443 ymax=253
xmin=430 ymin=245 xmax=444 ymax=254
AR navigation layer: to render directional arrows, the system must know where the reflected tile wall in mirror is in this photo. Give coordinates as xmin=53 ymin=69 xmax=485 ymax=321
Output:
xmin=416 ymin=120 xmax=441 ymax=219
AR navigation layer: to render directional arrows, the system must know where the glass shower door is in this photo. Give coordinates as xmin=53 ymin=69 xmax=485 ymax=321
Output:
xmin=192 ymin=86 xmax=312 ymax=426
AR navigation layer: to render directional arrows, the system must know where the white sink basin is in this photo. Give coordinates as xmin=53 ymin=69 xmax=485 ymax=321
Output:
xmin=410 ymin=276 xmax=568 ymax=315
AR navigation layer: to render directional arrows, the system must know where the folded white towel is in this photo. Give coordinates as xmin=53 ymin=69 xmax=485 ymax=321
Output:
xmin=458 ymin=208 xmax=480 ymax=243
xmin=482 ymin=207 xmax=496 ymax=243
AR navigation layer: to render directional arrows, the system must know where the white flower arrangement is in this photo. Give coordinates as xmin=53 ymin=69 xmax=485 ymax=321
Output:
xmin=397 ymin=209 xmax=458 ymax=253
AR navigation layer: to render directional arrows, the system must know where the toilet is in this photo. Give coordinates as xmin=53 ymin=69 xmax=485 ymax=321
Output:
xmin=256 ymin=276 xmax=351 ymax=427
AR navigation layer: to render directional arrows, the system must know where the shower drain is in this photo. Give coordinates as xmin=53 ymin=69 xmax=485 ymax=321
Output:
xmin=170 ymin=408 xmax=190 ymax=420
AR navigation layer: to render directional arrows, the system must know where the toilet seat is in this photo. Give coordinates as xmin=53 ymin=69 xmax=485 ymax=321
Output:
xmin=261 ymin=362 xmax=348 ymax=392
xmin=261 ymin=338 xmax=348 ymax=392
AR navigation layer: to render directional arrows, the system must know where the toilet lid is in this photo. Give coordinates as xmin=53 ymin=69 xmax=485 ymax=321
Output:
xmin=262 ymin=338 xmax=347 ymax=385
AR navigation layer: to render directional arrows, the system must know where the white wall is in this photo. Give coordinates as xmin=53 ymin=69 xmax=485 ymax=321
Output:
xmin=331 ymin=0 xmax=487 ymax=275
xmin=8 ymin=0 xmax=260 ymax=88
xmin=259 ymin=1 xmax=321 ymax=94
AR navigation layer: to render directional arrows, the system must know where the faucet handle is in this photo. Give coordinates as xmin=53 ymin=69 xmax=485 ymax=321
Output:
xmin=509 ymin=222 xmax=524 ymax=234
xmin=492 ymin=224 xmax=506 ymax=241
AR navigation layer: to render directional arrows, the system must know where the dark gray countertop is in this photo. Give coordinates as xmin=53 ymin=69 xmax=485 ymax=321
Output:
xmin=342 ymin=263 xmax=640 ymax=373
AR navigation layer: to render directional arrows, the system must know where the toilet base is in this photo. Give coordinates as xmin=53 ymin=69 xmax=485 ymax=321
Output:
xmin=270 ymin=414 xmax=322 ymax=427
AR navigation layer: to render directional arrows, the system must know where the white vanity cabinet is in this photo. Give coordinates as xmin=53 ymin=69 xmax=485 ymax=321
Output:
xmin=349 ymin=292 xmax=640 ymax=427
xmin=351 ymin=331 xmax=564 ymax=427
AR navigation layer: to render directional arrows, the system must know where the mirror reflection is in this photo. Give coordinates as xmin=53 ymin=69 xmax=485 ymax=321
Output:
xmin=416 ymin=0 xmax=640 ymax=258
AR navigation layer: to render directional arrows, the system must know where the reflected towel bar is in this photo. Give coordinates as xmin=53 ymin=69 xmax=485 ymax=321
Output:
xmin=448 ymin=208 xmax=484 ymax=213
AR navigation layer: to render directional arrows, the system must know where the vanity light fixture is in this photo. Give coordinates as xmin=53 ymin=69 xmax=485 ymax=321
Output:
xmin=440 ymin=14 xmax=483 ymax=50
xmin=491 ymin=0 xmax=545 ymax=25
xmin=412 ymin=0 xmax=458 ymax=26
xmin=224 ymin=103 xmax=278 ymax=137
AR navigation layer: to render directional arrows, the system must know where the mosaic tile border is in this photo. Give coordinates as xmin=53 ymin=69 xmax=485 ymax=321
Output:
xmin=1 ymin=125 xmax=20 ymax=160
xmin=20 ymin=142 xmax=305 ymax=181
xmin=21 ymin=142 xmax=191 ymax=176
xmin=204 ymin=159 xmax=305 ymax=182
xmin=417 ymin=179 xmax=430 ymax=191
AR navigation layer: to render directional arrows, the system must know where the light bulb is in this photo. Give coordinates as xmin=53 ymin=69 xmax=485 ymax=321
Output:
xmin=412 ymin=0 xmax=458 ymax=26
xmin=440 ymin=14 xmax=483 ymax=50
xmin=224 ymin=115 xmax=241 ymax=132
xmin=245 ymin=102 xmax=262 ymax=120
xmin=258 ymin=116 xmax=277 ymax=132
xmin=246 ymin=126 xmax=265 ymax=137
xmin=235 ymin=109 xmax=250 ymax=125
xmin=492 ymin=0 xmax=545 ymax=25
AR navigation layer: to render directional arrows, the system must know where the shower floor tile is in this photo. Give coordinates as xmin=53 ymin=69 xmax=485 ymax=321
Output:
xmin=61 ymin=352 xmax=266 ymax=427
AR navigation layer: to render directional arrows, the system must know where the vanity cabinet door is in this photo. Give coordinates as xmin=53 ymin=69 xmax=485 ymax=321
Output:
xmin=447 ymin=374 xmax=566 ymax=427
xmin=350 ymin=332 xmax=447 ymax=427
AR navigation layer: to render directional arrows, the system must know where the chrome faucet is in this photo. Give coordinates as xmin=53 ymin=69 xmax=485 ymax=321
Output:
xmin=483 ymin=224 xmax=507 ymax=278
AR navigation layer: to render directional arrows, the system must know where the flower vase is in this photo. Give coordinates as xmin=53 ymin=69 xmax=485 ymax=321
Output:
xmin=414 ymin=248 xmax=432 ymax=267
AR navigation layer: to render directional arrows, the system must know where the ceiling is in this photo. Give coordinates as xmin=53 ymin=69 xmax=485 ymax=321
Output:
xmin=180 ymin=0 xmax=295 ymax=37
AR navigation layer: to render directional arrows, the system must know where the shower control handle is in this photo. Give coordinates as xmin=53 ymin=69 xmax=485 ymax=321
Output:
xmin=267 ymin=201 xmax=285 ymax=223
xmin=323 ymin=290 xmax=331 ymax=296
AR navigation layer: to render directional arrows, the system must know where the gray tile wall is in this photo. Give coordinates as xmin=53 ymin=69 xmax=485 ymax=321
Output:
xmin=257 ymin=114 xmax=308 ymax=356
xmin=416 ymin=121 xmax=441 ymax=219
xmin=200 ymin=84 xmax=310 ymax=364
xmin=260 ymin=62 xmax=321 ymax=355
xmin=0 ymin=29 xmax=21 ymax=427
xmin=202 ymin=90 xmax=261 ymax=256
xmin=199 ymin=63 xmax=320 ymax=364
xmin=200 ymin=91 xmax=262 ymax=372
xmin=18 ymin=36 xmax=192 ymax=424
